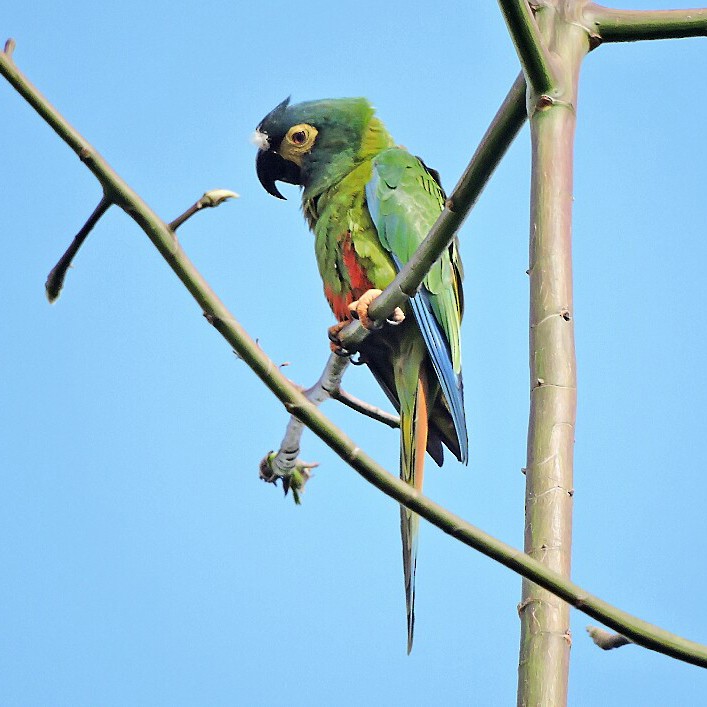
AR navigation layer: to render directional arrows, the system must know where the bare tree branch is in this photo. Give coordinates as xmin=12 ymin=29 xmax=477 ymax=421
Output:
xmin=169 ymin=189 xmax=239 ymax=231
xmin=331 ymin=388 xmax=400 ymax=429
xmin=586 ymin=4 xmax=707 ymax=43
xmin=498 ymin=1 xmax=559 ymax=94
xmin=337 ymin=71 xmax=529 ymax=353
xmin=517 ymin=2 xmax=590 ymax=702
xmin=260 ymin=353 xmax=349 ymax=498
xmin=45 ymin=195 xmax=111 ymax=302
xmin=261 ymin=351 xmax=400 ymax=499
xmin=4 ymin=38 xmax=707 ymax=670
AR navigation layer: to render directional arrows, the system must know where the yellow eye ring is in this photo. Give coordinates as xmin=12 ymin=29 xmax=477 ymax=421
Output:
xmin=280 ymin=123 xmax=319 ymax=166
xmin=285 ymin=123 xmax=317 ymax=150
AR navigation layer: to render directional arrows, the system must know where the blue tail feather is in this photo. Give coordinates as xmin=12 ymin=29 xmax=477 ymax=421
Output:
xmin=409 ymin=290 xmax=468 ymax=464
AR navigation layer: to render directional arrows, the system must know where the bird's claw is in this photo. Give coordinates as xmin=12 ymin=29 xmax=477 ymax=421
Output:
xmin=386 ymin=309 xmax=406 ymax=326
xmin=349 ymin=289 xmax=405 ymax=330
xmin=328 ymin=321 xmax=350 ymax=356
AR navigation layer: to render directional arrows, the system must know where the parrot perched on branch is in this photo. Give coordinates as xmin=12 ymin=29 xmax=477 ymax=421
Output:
xmin=254 ymin=97 xmax=468 ymax=652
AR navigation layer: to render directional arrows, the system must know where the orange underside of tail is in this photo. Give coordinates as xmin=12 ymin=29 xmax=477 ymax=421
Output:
xmin=404 ymin=375 xmax=430 ymax=654
xmin=413 ymin=377 xmax=429 ymax=491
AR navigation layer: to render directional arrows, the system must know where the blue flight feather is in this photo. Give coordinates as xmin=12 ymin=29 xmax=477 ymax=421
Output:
xmin=366 ymin=149 xmax=468 ymax=463
xmin=393 ymin=255 xmax=468 ymax=464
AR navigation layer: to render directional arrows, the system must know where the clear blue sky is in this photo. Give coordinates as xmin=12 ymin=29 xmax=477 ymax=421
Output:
xmin=2 ymin=2 xmax=706 ymax=705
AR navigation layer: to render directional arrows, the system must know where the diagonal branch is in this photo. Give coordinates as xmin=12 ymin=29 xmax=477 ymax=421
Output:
xmin=498 ymin=1 xmax=559 ymax=95
xmin=45 ymin=195 xmax=111 ymax=302
xmin=339 ymin=71 xmax=529 ymax=353
xmin=585 ymin=4 xmax=707 ymax=42
xmin=260 ymin=352 xmax=349 ymax=496
xmin=4 ymin=40 xmax=707 ymax=669
xmin=261 ymin=351 xmax=400 ymax=500
xmin=331 ymin=388 xmax=400 ymax=429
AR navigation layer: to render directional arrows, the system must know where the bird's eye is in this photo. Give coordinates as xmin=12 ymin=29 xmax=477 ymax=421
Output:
xmin=280 ymin=123 xmax=318 ymax=163
xmin=285 ymin=123 xmax=317 ymax=151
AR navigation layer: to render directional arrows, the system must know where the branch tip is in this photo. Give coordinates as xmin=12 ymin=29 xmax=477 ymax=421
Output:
xmin=169 ymin=189 xmax=238 ymax=231
xmin=45 ymin=196 xmax=111 ymax=302
xmin=4 ymin=38 xmax=16 ymax=58
xmin=200 ymin=188 xmax=239 ymax=208
xmin=586 ymin=626 xmax=633 ymax=651
xmin=282 ymin=460 xmax=317 ymax=504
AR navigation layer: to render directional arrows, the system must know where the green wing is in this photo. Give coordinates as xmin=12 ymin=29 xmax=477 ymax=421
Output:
xmin=365 ymin=147 xmax=467 ymax=462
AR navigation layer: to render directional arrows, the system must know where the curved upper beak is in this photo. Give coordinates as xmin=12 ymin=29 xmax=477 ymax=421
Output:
xmin=256 ymin=149 xmax=302 ymax=200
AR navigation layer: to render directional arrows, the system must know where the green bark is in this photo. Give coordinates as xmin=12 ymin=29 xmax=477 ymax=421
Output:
xmin=498 ymin=1 xmax=559 ymax=95
xmin=514 ymin=2 xmax=589 ymax=705
xmin=586 ymin=4 xmax=707 ymax=42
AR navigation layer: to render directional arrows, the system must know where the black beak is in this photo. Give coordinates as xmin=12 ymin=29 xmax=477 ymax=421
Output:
xmin=256 ymin=149 xmax=302 ymax=200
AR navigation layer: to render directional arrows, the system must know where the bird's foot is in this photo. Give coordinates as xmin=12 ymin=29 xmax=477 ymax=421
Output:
xmin=349 ymin=289 xmax=405 ymax=330
xmin=328 ymin=321 xmax=350 ymax=356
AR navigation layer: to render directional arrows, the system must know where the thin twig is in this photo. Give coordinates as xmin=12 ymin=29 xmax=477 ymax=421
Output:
xmin=260 ymin=353 xmax=350 ymax=500
xmin=497 ymin=1 xmax=558 ymax=95
xmin=585 ymin=4 xmax=707 ymax=43
xmin=5 ymin=41 xmax=707 ymax=668
xmin=331 ymin=388 xmax=400 ymax=429
xmin=168 ymin=189 xmax=239 ymax=231
xmin=263 ymin=352 xmax=399 ymax=499
xmin=45 ymin=195 xmax=111 ymax=302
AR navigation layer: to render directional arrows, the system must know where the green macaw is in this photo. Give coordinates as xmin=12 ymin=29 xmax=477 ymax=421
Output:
xmin=254 ymin=97 xmax=468 ymax=652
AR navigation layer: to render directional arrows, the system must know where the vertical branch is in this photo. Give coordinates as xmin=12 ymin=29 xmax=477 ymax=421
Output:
xmin=517 ymin=2 xmax=589 ymax=705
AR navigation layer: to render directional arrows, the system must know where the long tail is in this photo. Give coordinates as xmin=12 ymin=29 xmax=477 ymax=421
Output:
xmin=399 ymin=374 xmax=429 ymax=654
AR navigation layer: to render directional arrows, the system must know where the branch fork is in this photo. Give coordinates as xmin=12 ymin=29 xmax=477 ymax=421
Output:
xmin=44 ymin=189 xmax=238 ymax=303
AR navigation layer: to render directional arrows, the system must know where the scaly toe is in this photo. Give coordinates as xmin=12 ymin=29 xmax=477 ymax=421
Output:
xmin=348 ymin=289 xmax=383 ymax=330
xmin=328 ymin=321 xmax=350 ymax=356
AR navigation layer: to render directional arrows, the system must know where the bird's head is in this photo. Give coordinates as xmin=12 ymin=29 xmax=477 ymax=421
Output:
xmin=254 ymin=97 xmax=388 ymax=199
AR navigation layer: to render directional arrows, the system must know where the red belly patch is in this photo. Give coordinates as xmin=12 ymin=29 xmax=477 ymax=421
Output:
xmin=324 ymin=232 xmax=375 ymax=322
